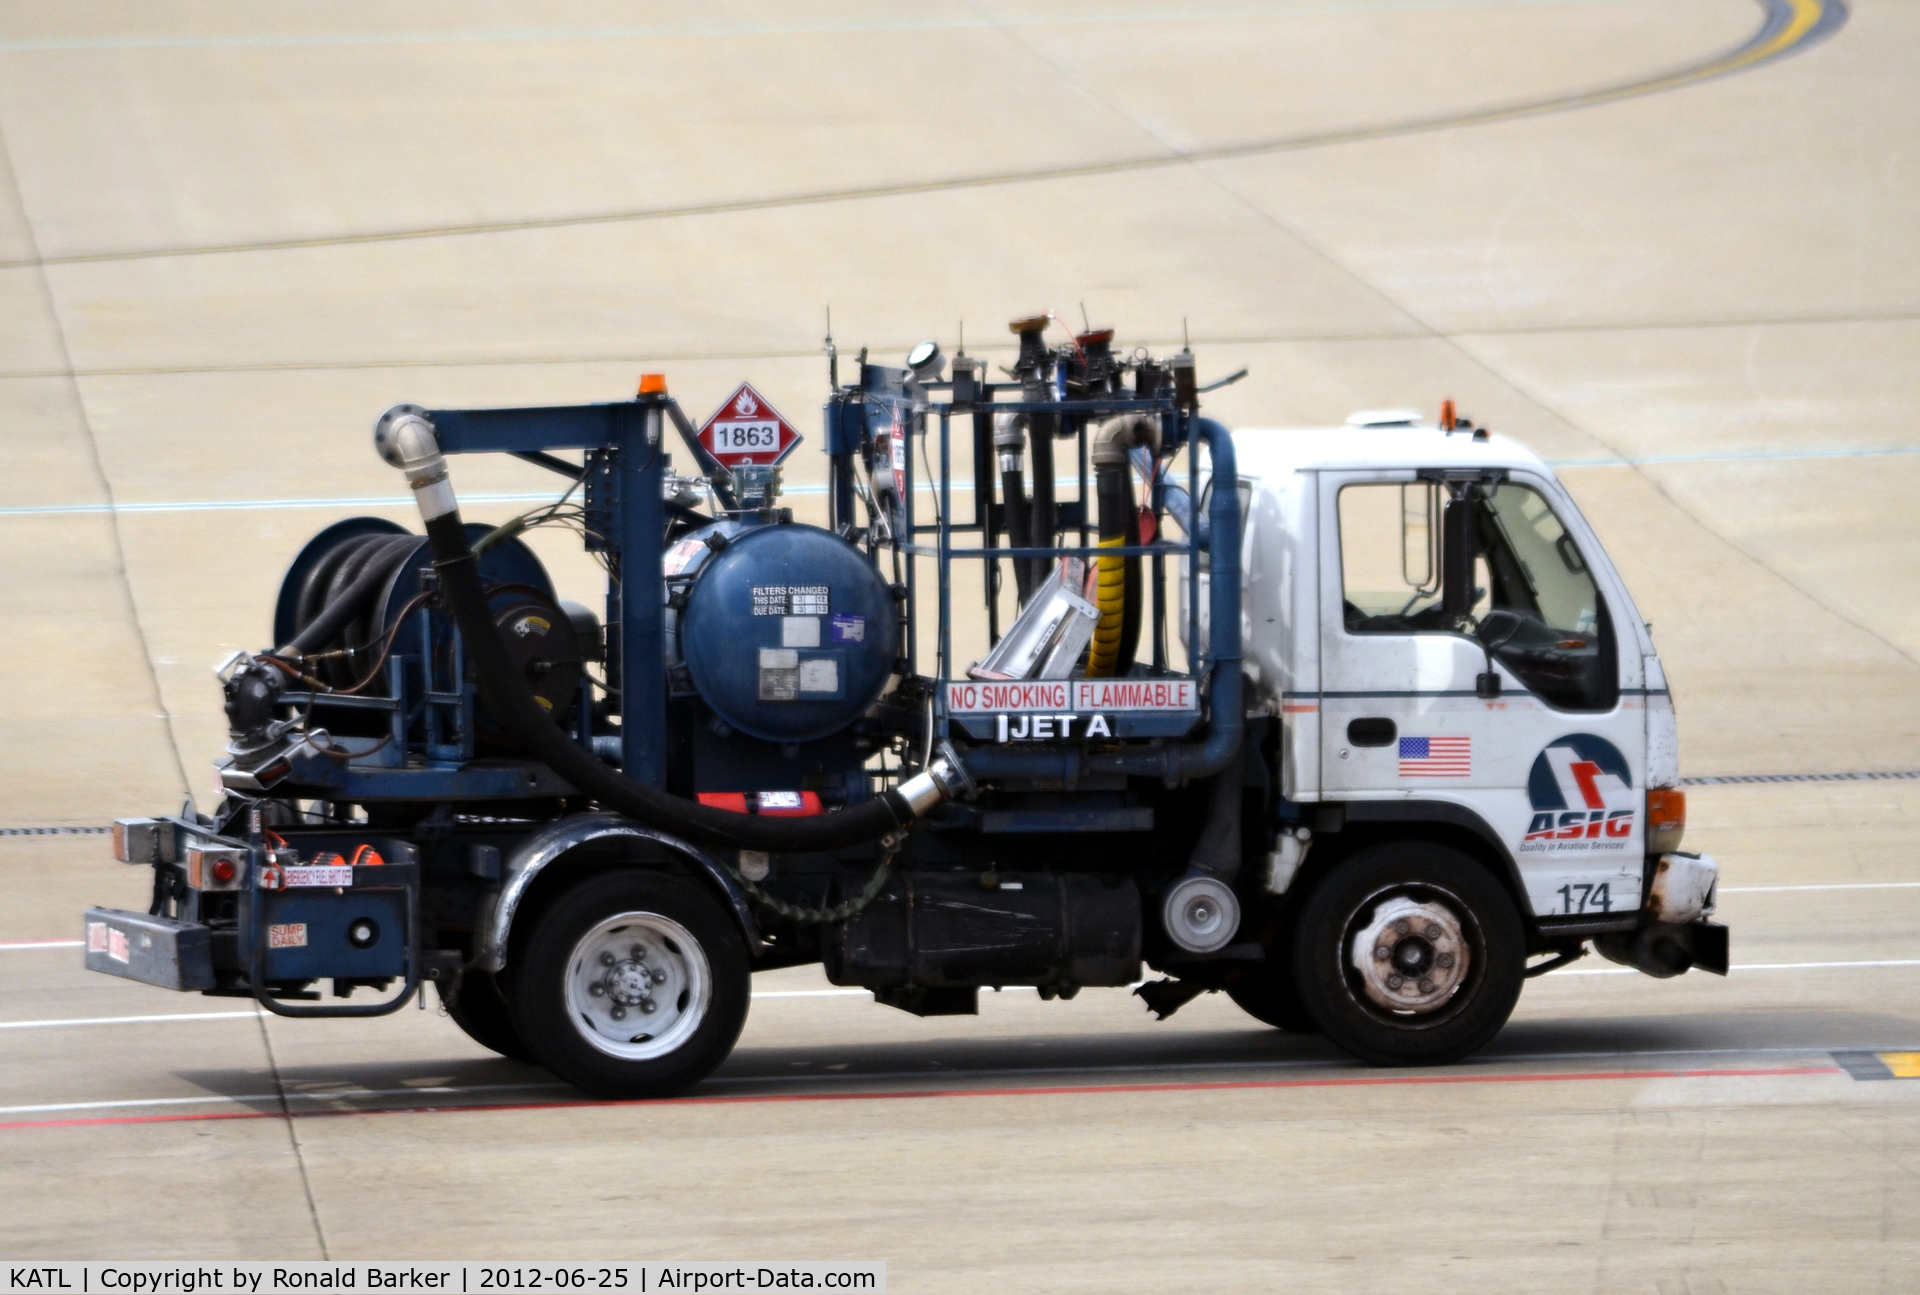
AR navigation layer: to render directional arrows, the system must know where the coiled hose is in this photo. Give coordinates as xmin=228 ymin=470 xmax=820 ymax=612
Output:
xmin=375 ymin=404 xmax=961 ymax=854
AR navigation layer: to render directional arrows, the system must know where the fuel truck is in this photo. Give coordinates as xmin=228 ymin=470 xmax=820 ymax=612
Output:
xmin=85 ymin=315 xmax=1725 ymax=1098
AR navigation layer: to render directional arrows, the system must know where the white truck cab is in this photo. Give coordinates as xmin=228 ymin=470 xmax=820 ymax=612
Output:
xmin=1199 ymin=411 xmax=1721 ymax=991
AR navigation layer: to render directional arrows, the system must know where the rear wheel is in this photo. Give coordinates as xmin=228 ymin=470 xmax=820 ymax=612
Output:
xmin=1226 ymin=904 xmax=1319 ymax=1032
xmin=511 ymin=871 xmax=751 ymax=1098
xmin=437 ymin=969 xmax=533 ymax=1062
xmin=1292 ymin=843 xmax=1524 ymax=1066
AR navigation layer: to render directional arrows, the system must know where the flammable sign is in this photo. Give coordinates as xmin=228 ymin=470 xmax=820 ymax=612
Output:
xmin=698 ymin=382 xmax=802 ymax=468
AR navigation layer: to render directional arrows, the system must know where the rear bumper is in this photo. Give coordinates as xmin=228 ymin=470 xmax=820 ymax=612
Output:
xmin=84 ymin=908 xmax=214 ymax=991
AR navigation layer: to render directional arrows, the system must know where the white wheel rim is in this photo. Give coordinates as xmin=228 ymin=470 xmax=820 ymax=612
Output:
xmin=563 ymin=911 xmax=712 ymax=1061
xmin=1346 ymin=888 xmax=1473 ymax=1017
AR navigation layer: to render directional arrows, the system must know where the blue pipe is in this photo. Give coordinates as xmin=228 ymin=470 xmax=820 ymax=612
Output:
xmin=961 ymin=417 xmax=1242 ymax=787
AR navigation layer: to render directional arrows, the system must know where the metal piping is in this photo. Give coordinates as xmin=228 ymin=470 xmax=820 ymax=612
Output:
xmin=963 ymin=417 xmax=1243 ymax=787
xmin=377 ymin=405 xmax=966 ymax=852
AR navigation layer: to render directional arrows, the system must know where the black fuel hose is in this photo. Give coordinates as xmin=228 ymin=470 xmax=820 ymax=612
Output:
xmin=286 ymin=535 xmax=417 ymax=658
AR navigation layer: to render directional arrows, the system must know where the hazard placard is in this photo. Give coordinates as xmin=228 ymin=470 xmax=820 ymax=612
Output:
xmin=698 ymin=383 xmax=802 ymax=468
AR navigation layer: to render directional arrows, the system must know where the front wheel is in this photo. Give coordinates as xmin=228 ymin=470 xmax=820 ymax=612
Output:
xmin=1292 ymin=843 xmax=1524 ymax=1066
xmin=511 ymin=871 xmax=751 ymax=1098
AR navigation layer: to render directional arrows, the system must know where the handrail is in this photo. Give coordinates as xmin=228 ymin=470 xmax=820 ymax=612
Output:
xmin=952 ymin=416 xmax=1242 ymax=787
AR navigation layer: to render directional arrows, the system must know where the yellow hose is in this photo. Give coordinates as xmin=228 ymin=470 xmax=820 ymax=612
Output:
xmin=1086 ymin=533 xmax=1127 ymax=677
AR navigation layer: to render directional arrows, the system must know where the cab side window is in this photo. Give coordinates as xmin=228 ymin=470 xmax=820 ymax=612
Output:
xmin=1338 ymin=481 xmax=1458 ymax=632
xmin=1338 ymin=479 xmax=1618 ymax=711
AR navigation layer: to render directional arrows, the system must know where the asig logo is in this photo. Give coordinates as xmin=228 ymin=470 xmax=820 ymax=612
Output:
xmin=1522 ymin=734 xmax=1635 ymax=845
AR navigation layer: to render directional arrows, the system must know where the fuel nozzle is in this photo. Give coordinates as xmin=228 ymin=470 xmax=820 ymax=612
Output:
xmin=1009 ymin=313 xmax=1053 ymax=384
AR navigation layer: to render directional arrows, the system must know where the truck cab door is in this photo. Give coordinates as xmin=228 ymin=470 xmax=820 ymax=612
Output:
xmin=1316 ymin=469 xmax=1648 ymax=921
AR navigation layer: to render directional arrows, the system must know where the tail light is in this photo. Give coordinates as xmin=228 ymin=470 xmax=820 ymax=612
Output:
xmin=186 ymin=845 xmax=246 ymax=891
xmin=1647 ymin=788 xmax=1686 ymax=854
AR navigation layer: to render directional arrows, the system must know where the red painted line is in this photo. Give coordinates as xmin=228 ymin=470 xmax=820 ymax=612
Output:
xmin=0 ymin=1065 xmax=1839 ymax=1132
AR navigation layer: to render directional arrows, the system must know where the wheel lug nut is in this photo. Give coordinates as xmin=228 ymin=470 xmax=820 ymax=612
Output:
xmin=599 ymin=951 xmax=615 ymax=966
xmin=1437 ymin=952 xmax=1455 ymax=969
xmin=652 ymin=968 xmax=669 ymax=984
xmin=630 ymin=944 xmax=645 ymax=960
xmin=1424 ymin=923 xmax=1442 ymax=939
xmin=1417 ymin=977 xmax=1435 ymax=994
xmin=640 ymin=998 xmax=658 ymax=1014
xmin=588 ymin=982 xmax=605 ymax=997
xmin=1374 ymin=945 xmax=1391 ymax=961
xmin=1387 ymin=974 xmax=1405 ymax=990
xmin=1394 ymin=919 xmax=1410 ymax=935
xmin=610 ymin=1005 xmax=626 ymax=1020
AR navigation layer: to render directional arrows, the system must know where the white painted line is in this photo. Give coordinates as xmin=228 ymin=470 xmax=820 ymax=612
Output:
xmin=1 ymin=1044 xmax=1881 ymax=1118
xmin=0 ymin=1081 xmax=571 ymax=1118
xmin=1560 ymin=958 xmax=1920 ymax=976
xmin=0 ymin=990 xmax=863 ymax=1030
xmin=0 ymin=1010 xmax=260 ymax=1030
xmin=1718 ymin=882 xmax=1920 ymax=894
xmin=0 ymin=940 xmax=82 ymax=951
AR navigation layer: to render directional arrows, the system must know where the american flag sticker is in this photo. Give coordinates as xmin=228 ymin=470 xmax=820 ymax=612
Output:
xmin=1399 ymin=735 xmax=1471 ymax=777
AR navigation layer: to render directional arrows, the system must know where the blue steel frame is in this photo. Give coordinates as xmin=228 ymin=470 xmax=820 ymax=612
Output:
xmin=426 ymin=395 xmax=670 ymax=788
xmin=879 ymin=390 xmax=1207 ymax=744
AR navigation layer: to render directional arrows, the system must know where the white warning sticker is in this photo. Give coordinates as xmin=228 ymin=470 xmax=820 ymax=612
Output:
xmin=87 ymin=921 xmax=108 ymax=954
xmin=268 ymin=923 xmax=308 ymax=949
xmin=798 ymin=658 xmax=840 ymax=693
xmin=284 ymin=865 xmax=353 ymax=888
xmin=759 ymin=647 xmax=800 ymax=701
xmin=107 ymin=929 xmax=130 ymax=964
xmin=753 ymin=586 xmax=830 ymax=616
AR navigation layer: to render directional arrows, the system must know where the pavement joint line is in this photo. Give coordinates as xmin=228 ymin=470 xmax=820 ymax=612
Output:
xmin=0 ymin=0 xmax=1845 ymax=271
xmin=0 ymin=0 xmax=1648 ymax=55
xmin=0 ymin=1065 xmax=1844 ymax=1132
xmin=7 ymin=445 xmax=1920 ymax=522
xmin=1 ymin=307 xmax=1914 ymax=381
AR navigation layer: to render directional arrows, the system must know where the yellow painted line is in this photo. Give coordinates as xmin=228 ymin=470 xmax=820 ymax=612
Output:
xmin=0 ymin=0 xmax=1847 ymax=270
xmin=1278 ymin=0 xmax=1834 ymax=144
xmin=1878 ymin=1052 xmax=1920 ymax=1079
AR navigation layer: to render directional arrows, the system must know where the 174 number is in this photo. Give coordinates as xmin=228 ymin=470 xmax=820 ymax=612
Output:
xmin=1558 ymin=882 xmax=1612 ymax=914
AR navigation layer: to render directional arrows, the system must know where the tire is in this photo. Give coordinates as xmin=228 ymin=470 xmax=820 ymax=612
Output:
xmin=437 ymin=969 xmax=534 ymax=1063
xmin=511 ymin=871 xmax=751 ymax=1099
xmin=1225 ymin=904 xmax=1319 ymax=1032
xmin=1226 ymin=963 xmax=1320 ymax=1032
xmin=1291 ymin=842 xmax=1524 ymax=1066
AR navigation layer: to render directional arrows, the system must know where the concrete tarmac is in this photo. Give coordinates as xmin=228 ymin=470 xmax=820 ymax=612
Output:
xmin=1 ymin=0 xmax=1917 ymax=1288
